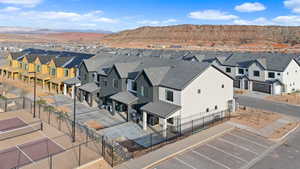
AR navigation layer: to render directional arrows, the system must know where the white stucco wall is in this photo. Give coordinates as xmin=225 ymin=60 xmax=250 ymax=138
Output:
xmin=248 ymin=62 xmax=266 ymax=81
xmin=282 ymin=59 xmax=300 ymax=93
xmin=180 ymin=66 xmax=233 ymax=121
xmin=158 ymin=87 xmax=181 ymax=106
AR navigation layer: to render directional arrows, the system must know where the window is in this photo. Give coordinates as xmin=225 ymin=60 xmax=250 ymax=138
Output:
xmin=19 ymin=63 xmax=22 ymax=68
xmin=167 ymin=118 xmax=174 ymax=125
xmin=215 ymin=105 xmax=218 ymax=110
xmin=277 ymin=73 xmax=281 ymax=76
xmin=166 ymin=90 xmax=174 ymax=102
xmin=103 ymin=80 xmax=108 ymax=87
xmin=64 ymin=69 xmax=69 ymax=77
xmin=97 ymin=75 xmax=100 ymax=82
xmin=36 ymin=65 xmax=41 ymax=72
xmin=226 ymin=67 xmax=231 ymax=73
xmin=197 ymin=89 xmax=201 ymax=94
xmin=238 ymin=68 xmax=244 ymax=74
xmin=141 ymin=86 xmax=145 ymax=96
xmin=9 ymin=61 xmax=12 ymax=66
xmin=51 ymin=68 xmax=56 ymax=76
xmin=253 ymin=71 xmax=260 ymax=77
xmin=222 ymin=84 xmax=224 ymax=88
xmin=287 ymin=72 xmax=289 ymax=75
xmin=132 ymin=81 xmax=137 ymax=91
xmin=113 ymin=79 xmax=118 ymax=89
xmin=268 ymin=72 xmax=275 ymax=78
xmin=206 ymin=108 xmax=209 ymax=112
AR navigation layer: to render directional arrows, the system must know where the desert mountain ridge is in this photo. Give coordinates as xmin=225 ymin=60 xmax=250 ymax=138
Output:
xmin=101 ymin=24 xmax=300 ymax=52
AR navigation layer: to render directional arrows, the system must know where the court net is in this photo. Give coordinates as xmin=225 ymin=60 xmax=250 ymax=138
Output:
xmin=0 ymin=121 xmax=42 ymax=141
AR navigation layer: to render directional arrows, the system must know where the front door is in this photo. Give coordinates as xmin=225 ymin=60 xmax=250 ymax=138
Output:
xmin=244 ymin=80 xmax=248 ymax=90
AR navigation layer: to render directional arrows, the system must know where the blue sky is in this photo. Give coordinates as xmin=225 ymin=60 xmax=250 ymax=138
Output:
xmin=0 ymin=0 xmax=299 ymax=32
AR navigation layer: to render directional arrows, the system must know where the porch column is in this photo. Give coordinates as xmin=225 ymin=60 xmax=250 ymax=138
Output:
xmin=143 ymin=111 xmax=147 ymax=131
xmin=127 ymin=104 xmax=132 ymax=122
xmin=63 ymin=84 xmax=67 ymax=96
xmin=162 ymin=118 xmax=167 ymax=138
xmin=112 ymin=100 xmax=116 ymax=116
xmin=71 ymin=85 xmax=75 ymax=99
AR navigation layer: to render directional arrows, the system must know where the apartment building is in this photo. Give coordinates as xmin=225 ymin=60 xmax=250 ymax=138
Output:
xmin=77 ymin=55 xmax=234 ymax=131
xmin=200 ymin=53 xmax=300 ymax=95
xmin=0 ymin=48 xmax=93 ymax=93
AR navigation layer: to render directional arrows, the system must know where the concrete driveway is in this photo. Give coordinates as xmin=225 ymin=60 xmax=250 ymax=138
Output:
xmin=235 ymin=95 xmax=300 ymax=118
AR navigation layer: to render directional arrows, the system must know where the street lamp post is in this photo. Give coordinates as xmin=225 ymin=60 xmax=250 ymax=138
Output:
xmin=29 ymin=71 xmax=37 ymax=118
xmin=72 ymin=85 xmax=76 ymax=143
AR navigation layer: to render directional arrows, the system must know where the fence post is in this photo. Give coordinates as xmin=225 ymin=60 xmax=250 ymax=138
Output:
xmin=48 ymin=110 xmax=50 ymax=124
xmin=111 ymin=145 xmax=114 ymax=167
xmin=150 ymin=133 xmax=153 ymax=151
xmin=22 ymin=97 xmax=25 ymax=109
xmin=38 ymin=105 xmax=41 ymax=118
xmin=102 ymin=136 xmax=105 ymax=157
xmin=78 ymin=144 xmax=82 ymax=166
xmin=41 ymin=122 xmax=43 ymax=131
xmin=49 ymin=155 xmax=53 ymax=169
xmin=4 ymin=99 xmax=7 ymax=112
xmin=191 ymin=120 xmax=194 ymax=134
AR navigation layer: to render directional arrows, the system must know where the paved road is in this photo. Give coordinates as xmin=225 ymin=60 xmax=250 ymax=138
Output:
xmin=250 ymin=128 xmax=300 ymax=169
xmin=235 ymin=95 xmax=300 ymax=118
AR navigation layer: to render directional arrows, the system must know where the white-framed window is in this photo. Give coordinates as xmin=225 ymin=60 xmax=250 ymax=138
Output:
xmin=238 ymin=68 xmax=244 ymax=75
xmin=141 ymin=86 xmax=145 ymax=96
xmin=268 ymin=72 xmax=275 ymax=78
xmin=113 ymin=79 xmax=118 ymax=89
xmin=226 ymin=67 xmax=231 ymax=73
xmin=165 ymin=89 xmax=174 ymax=102
xmin=253 ymin=70 xmax=260 ymax=77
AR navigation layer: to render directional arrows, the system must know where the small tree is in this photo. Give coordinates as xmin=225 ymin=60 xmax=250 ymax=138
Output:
xmin=57 ymin=111 xmax=69 ymax=131
xmin=44 ymin=105 xmax=56 ymax=124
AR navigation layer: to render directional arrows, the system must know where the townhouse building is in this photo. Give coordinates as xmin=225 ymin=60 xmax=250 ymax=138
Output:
xmin=199 ymin=53 xmax=300 ymax=95
xmin=77 ymin=55 xmax=235 ymax=131
xmin=0 ymin=48 xmax=93 ymax=94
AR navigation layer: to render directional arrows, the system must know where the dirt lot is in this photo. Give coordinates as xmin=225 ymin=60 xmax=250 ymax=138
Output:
xmin=231 ymin=107 xmax=282 ymax=129
xmin=269 ymin=122 xmax=299 ymax=140
xmin=266 ymin=93 xmax=300 ymax=106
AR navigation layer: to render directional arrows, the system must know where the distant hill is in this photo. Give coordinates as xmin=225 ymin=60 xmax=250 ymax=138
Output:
xmin=101 ymin=24 xmax=300 ymax=51
xmin=0 ymin=26 xmax=111 ymax=34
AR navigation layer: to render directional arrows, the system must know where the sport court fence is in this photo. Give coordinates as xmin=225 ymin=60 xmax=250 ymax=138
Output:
xmin=0 ymin=97 xmax=104 ymax=169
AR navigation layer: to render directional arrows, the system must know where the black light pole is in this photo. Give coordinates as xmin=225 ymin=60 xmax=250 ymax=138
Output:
xmin=29 ymin=71 xmax=37 ymax=118
xmin=72 ymin=84 xmax=76 ymax=143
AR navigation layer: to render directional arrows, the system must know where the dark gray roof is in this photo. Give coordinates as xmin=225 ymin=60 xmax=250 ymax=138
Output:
xmin=79 ymin=82 xmax=100 ymax=93
xmin=141 ymin=101 xmax=181 ymax=118
xmin=142 ymin=66 xmax=170 ymax=86
xmin=110 ymin=91 xmax=138 ymax=105
xmin=63 ymin=77 xmax=81 ymax=85
xmin=10 ymin=48 xmax=94 ymax=68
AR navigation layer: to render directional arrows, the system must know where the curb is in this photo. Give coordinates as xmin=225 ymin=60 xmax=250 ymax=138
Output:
xmin=142 ymin=126 xmax=235 ymax=169
xmin=270 ymin=122 xmax=300 ymax=142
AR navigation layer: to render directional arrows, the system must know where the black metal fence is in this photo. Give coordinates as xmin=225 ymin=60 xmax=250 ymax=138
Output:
xmin=106 ymin=110 xmax=231 ymax=167
xmin=0 ymin=96 xmax=232 ymax=167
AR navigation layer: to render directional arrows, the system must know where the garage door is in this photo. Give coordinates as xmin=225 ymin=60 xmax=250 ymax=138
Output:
xmin=252 ymin=81 xmax=271 ymax=94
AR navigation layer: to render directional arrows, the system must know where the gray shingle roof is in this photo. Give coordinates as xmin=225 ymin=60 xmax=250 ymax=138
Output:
xmin=141 ymin=101 xmax=181 ymax=118
xmin=79 ymin=82 xmax=100 ymax=93
xmin=110 ymin=91 xmax=138 ymax=105
xmin=63 ymin=77 xmax=81 ymax=85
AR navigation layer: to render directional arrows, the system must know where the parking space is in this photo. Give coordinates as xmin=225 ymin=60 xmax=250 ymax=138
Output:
xmin=150 ymin=129 xmax=275 ymax=169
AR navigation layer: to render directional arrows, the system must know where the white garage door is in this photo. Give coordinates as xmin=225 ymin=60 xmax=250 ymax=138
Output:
xmin=273 ymin=84 xmax=282 ymax=95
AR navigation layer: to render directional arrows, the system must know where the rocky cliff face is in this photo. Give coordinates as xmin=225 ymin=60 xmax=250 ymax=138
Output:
xmin=101 ymin=25 xmax=300 ymax=49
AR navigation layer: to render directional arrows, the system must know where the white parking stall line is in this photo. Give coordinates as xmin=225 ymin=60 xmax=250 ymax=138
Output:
xmin=175 ymin=157 xmax=197 ymax=169
xmin=227 ymin=133 xmax=268 ymax=149
xmin=192 ymin=150 xmax=231 ymax=169
xmin=218 ymin=138 xmax=258 ymax=155
xmin=206 ymin=144 xmax=247 ymax=163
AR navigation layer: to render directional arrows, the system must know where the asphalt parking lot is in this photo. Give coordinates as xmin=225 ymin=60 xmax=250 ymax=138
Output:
xmin=150 ymin=129 xmax=275 ymax=169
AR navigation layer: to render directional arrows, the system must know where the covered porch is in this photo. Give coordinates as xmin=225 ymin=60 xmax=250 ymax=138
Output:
xmin=141 ymin=101 xmax=181 ymax=137
xmin=63 ymin=77 xmax=81 ymax=99
xmin=78 ymin=82 xmax=100 ymax=107
xmin=36 ymin=74 xmax=51 ymax=89
xmin=48 ymin=78 xmax=69 ymax=94
xmin=0 ymin=66 xmax=20 ymax=80
xmin=109 ymin=91 xmax=138 ymax=122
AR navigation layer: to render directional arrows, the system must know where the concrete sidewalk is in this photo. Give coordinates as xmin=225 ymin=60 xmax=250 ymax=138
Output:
xmin=115 ymin=122 xmax=235 ymax=169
